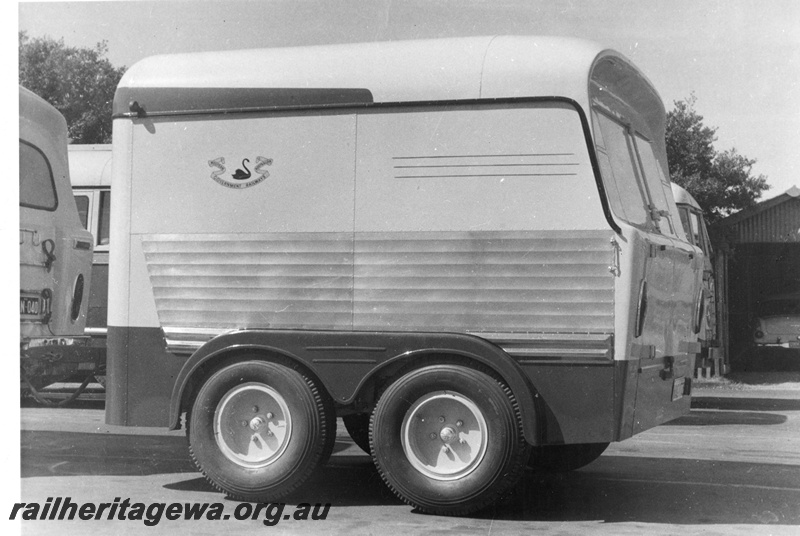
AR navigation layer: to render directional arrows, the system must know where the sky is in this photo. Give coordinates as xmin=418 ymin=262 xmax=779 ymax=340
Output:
xmin=14 ymin=0 xmax=800 ymax=198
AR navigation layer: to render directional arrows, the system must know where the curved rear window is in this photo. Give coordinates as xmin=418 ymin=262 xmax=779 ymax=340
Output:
xmin=592 ymin=111 xmax=649 ymax=227
xmin=20 ymin=140 xmax=58 ymax=211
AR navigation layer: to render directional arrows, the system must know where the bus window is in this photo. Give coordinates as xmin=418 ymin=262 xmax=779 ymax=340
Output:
xmin=20 ymin=141 xmax=58 ymax=210
xmin=74 ymin=194 xmax=90 ymax=230
xmin=689 ymin=211 xmax=704 ymax=252
xmin=97 ymin=191 xmax=111 ymax=246
xmin=592 ymin=111 xmax=649 ymax=228
xmin=678 ymin=206 xmax=694 ymax=246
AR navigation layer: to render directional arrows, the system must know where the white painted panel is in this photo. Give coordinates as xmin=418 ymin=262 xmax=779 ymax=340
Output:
xmin=130 ymin=113 xmax=356 ymax=234
xmin=355 ymin=103 xmax=607 ymax=232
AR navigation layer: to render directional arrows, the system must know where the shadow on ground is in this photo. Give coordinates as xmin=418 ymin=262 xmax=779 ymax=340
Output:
xmin=21 ymin=426 xmax=800 ymax=525
xmin=668 ymin=409 xmax=788 ymax=425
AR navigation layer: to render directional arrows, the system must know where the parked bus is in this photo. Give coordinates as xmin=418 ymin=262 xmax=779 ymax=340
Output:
xmin=107 ymin=36 xmax=704 ymax=515
xmin=19 ymin=86 xmax=95 ymax=400
xmin=672 ymin=183 xmax=726 ymax=375
xmin=70 ymin=144 xmax=113 ymax=387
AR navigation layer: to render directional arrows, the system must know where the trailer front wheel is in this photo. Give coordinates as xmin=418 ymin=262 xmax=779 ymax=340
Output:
xmin=188 ymin=360 xmax=332 ymax=502
xmin=370 ymin=365 xmax=529 ymax=515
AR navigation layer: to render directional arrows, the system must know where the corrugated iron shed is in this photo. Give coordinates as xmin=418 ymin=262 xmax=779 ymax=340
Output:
xmin=718 ymin=186 xmax=800 ymax=243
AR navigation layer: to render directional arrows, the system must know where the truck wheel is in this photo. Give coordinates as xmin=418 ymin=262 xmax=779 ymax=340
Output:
xmin=528 ymin=442 xmax=609 ymax=473
xmin=370 ymin=365 xmax=529 ymax=516
xmin=188 ymin=360 xmax=333 ymax=502
xmin=343 ymin=413 xmax=371 ymax=454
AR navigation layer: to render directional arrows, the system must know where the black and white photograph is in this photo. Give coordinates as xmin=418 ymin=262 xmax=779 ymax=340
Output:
xmin=11 ymin=1 xmax=800 ymax=534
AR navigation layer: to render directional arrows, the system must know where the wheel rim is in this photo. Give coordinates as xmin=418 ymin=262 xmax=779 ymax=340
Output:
xmin=214 ymin=382 xmax=292 ymax=468
xmin=401 ymin=391 xmax=488 ymax=481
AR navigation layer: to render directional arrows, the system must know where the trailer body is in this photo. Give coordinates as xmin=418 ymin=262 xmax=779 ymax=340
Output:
xmin=107 ymin=36 xmax=703 ymax=514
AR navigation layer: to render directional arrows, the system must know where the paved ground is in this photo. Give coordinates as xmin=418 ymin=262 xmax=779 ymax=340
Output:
xmin=10 ymin=379 xmax=800 ymax=535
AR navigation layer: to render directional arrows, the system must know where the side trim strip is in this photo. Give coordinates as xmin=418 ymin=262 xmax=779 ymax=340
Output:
xmin=163 ymin=327 xmax=614 ymax=362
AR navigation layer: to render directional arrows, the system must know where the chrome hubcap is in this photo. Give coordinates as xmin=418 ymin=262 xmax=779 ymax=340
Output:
xmin=401 ymin=391 xmax=488 ymax=480
xmin=214 ymin=382 xmax=292 ymax=468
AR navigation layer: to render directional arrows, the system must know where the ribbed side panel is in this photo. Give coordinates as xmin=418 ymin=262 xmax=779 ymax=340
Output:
xmin=353 ymin=230 xmax=614 ymax=333
xmin=141 ymin=230 xmax=615 ymax=337
xmin=141 ymin=233 xmax=353 ymax=329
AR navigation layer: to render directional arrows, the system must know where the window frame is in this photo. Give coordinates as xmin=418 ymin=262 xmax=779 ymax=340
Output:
xmin=19 ymin=139 xmax=59 ymax=212
xmin=591 ymin=106 xmax=678 ymax=237
xmin=630 ymin=132 xmax=677 ymax=237
xmin=591 ymin=108 xmax=653 ymax=232
xmin=72 ymin=187 xmax=111 ymax=252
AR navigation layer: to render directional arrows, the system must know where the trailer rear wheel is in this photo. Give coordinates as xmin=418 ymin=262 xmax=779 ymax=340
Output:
xmin=528 ymin=442 xmax=609 ymax=473
xmin=188 ymin=360 xmax=332 ymax=502
xmin=370 ymin=365 xmax=529 ymax=516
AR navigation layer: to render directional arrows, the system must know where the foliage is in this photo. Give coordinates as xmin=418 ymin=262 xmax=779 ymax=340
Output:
xmin=19 ymin=31 xmax=125 ymax=144
xmin=665 ymin=94 xmax=769 ymax=223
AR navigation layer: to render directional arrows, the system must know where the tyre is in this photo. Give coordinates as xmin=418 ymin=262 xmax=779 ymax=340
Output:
xmin=188 ymin=359 xmax=333 ymax=502
xmin=343 ymin=413 xmax=371 ymax=454
xmin=370 ymin=364 xmax=529 ymax=516
xmin=528 ymin=442 xmax=609 ymax=473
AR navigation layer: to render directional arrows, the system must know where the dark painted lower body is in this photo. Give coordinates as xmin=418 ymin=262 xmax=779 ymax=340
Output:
xmin=106 ymin=326 xmax=693 ymax=445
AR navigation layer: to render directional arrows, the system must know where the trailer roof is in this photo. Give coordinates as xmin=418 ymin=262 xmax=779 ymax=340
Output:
xmin=113 ymin=36 xmax=658 ymax=119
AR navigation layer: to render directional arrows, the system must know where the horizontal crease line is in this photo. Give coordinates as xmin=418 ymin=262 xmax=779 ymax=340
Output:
xmin=392 ymin=153 xmax=575 ymax=159
xmin=394 ymin=173 xmax=578 ymax=178
xmin=353 ymin=311 xmax=613 ymax=317
xmin=393 ymin=163 xmax=580 ymax=169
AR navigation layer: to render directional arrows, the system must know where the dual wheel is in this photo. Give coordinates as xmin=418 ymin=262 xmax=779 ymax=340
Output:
xmin=188 ymin=359 xmax=602 ymax=515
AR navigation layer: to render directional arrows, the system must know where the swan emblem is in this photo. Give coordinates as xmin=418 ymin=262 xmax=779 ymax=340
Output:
xmin=231 ymin=159 xmax=251 ymax=181
xmin=209 ymin=155 xmax=272 ymax=189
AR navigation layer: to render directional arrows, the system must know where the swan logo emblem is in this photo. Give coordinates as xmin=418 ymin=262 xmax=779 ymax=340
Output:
xmin=208 ymin=156 xmax=272 ymax=189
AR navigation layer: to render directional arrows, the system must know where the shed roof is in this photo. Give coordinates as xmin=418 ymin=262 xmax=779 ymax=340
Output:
xmin=717 ymin=186 xmax=800 ymax=243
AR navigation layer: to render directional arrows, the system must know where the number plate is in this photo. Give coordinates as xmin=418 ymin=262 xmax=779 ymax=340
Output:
xmin=27 ymin=337 xmax=85 ymax=348
xmin=672 ymin=377 xmax=686 ymax=401
xmin=20 ymin=290 xmax=52 ymax=319
xmin=20 ymin=296 xmax=43 ymax=317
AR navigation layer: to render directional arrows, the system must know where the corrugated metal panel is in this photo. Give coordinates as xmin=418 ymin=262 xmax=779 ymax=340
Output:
xmin=729 ymin=197 xmax=800 ymax=243
xmin=353 ymin=230 xmax=614 ymax=333
xmin=142 ymin=230 xmax=615 ymax=341
xmin=141 ymin=233 xmax=354 ymax=330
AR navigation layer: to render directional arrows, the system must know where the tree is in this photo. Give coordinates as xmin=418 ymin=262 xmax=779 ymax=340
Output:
xmin=19 ymin=32 xmax=125 ymax=144
xmin=665 ymin=94 xmax=769 ymax=223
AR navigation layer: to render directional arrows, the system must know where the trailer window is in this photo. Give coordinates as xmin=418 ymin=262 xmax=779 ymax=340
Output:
xmin=678 ymin=206 xmax=693 ymax=245
xmin=592 ymin=112 xmax=649 ymax=227
xmin=19 ymin=141 xmax=58 ymax=211
xmin=689 ymin=211 xmax=705 ymax=252
xmin=633 ymin=134 xmax=677 ymax=237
